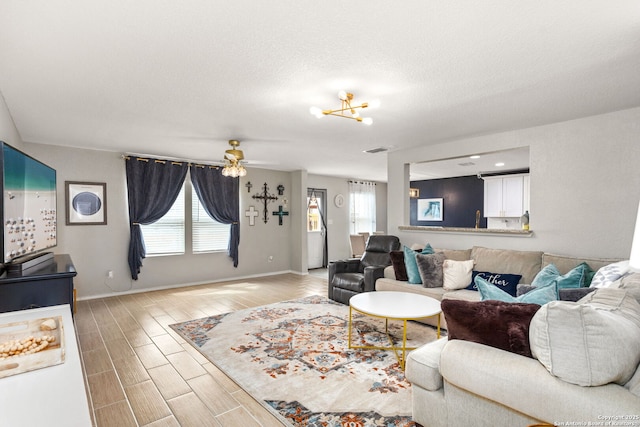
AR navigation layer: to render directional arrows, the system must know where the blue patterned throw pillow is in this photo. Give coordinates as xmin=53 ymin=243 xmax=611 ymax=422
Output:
xmin=465 ymin=271 xmax=522 ymax=297
xmin=475 ymin=276 xmax=557 ymax=305
xmin=590 ymin=261 xmax=630 ymax=288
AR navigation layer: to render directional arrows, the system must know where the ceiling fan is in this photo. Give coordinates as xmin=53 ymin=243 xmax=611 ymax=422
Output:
xmin=221 ymin=140 xmax=247 ymax=177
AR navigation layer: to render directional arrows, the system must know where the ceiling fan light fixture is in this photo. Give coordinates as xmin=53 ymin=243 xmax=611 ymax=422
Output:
xmin=222 ymin=140 xmax=248 ymax=177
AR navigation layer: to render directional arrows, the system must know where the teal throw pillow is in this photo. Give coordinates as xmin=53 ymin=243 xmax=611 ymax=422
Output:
xmin=476 ymin=276 xmax=557 ymax=305
xmin=580 ymin=262 xmax=596 ymax=287
xmin=403 ymin=244 xmax=434 ymax=284
xmin=531 ymin=263 xmax=588 ymax=296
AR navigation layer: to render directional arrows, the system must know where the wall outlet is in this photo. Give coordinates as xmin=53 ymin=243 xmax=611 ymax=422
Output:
xmin=107 ymin=270 xmax=114 ymax=278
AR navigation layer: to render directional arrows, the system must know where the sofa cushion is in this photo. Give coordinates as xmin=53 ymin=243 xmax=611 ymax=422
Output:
xmin=620 ymin=273 xmax=640 ymax=304
xmin=416 ymin=252 xmax=446 ymax=288
xmin=389 ymin=250 xmax=408 ymax=281
xmin=405 ymin=337 xmax=448 ymax=391
xmin=441 ymin=289 xmax=481 ymax=302
xmin=471 ymin=246 xmax=543 ymax=284
xmin=442 ymin=299 xmax=541 ymax=357
xmin=465 ymin=271 xmax=523 ymax=296
xmin=376 ymin=277 xmax=447 ymax=297
xmin=529 ymin=288 xmax=640 ymax=386
xmin=330 ymin=272 xmax=364 ymax=292
xmin=476 ymin=276 xmax=557 ymax=305
xmin=625 ymin=363 xmax=640 ymax=397
xmin=517 ymin=283 xmax=597 ymax=302
xmin=442 ymin=259 xmax=475 ymax=291
xmin=434 ymin=248 xmax=472 ymax=261
xmin=404 ymin=244 xmax=434 ymax=284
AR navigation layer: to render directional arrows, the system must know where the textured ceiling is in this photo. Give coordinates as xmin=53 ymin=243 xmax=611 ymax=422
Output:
xmin=1 ymin=1 xmax=639 ymax=182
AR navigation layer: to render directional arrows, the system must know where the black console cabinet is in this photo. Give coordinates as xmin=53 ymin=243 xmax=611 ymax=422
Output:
xmin=0 ymin=254 xmax=76 ymax=314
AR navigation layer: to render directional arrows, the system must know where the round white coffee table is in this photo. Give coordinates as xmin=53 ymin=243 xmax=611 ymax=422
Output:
xmin=348 ymin=291 xmax=441 ymax=369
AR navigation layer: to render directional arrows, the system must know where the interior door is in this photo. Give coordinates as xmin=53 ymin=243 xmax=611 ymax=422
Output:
xmin=307 ymin=189 xmax=327 ymax=269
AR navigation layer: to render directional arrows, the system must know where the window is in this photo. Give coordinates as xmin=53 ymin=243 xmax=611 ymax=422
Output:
xmin=192 ymin=186 xmax=230 ymax=253
xmin=140 ymin=182 xmax=231 ymax=256
xmin=307 ymin=195 xmax=322 ymax=232
xmin=349 ymin=181 xmax=376 ymax=234
xmin=140 ymin=185 xmax=185 ymax=255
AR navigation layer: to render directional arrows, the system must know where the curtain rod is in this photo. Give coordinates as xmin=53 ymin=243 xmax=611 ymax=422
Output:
xmin=348 ymin=180 xmax=377 ymax=185
xmin=122 ymin=153 xmax=224 ymax=169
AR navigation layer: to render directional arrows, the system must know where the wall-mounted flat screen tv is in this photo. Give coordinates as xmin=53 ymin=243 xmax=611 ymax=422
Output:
xmin=1 ymin=141 xmax=57 ymax=264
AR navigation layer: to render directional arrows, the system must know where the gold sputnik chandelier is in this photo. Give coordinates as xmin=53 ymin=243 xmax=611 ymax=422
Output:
xmin=221 ymin=140 xmax=247 ymax=177
xmin=310 ymin=91 xmax=375 ymax=125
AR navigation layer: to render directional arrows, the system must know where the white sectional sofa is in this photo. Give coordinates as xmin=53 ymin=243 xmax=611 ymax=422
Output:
xmin=374 ymin=245 xmax=640 ymax=426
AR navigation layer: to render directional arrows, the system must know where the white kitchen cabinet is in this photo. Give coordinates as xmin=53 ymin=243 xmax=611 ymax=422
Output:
xmin=483 ymin=174 xmax=528 ymax=217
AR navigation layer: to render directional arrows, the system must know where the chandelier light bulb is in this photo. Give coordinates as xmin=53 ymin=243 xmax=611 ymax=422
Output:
xmin=309 ymin=106 xmax=322 ymax=116
xmin=338 ymin=90 xmax=348 ymax=101
xmin=362 ymin=117 xmax=373 ymax=125
xmin=368 ymin=99 xmax=381 ymax=109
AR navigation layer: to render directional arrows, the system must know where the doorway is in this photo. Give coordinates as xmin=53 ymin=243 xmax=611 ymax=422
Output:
xmin=307 ymin=188 xmax=328 ymax=270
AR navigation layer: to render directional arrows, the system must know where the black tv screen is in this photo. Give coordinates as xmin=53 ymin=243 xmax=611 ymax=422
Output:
xmin=1 ymin=141 xmax=57 ymax=263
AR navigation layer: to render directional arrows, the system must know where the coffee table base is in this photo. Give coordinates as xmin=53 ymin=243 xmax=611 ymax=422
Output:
xmin=348 ymin=305 xmax=440 ymax=370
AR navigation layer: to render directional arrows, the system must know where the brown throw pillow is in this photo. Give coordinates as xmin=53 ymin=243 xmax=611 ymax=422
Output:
xmin=389 ymin=250 xmax=408 ymax=281
xmin=415 ymin=252 xmax=446 ymax=288
xmin=441 ymin=299 xmax=541 ymax=358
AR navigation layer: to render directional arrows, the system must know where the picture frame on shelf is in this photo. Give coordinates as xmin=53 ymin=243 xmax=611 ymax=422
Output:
xmin=65 ymin=181 xmax=107 ymax=225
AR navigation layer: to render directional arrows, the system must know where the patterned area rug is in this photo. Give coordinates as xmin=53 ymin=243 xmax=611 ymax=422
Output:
xmin=170 ymin=295 xmax=438 ymax=427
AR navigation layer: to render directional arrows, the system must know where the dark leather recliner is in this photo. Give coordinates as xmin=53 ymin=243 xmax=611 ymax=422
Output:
xmin=328 ymin=235 xmax=401 ymax=305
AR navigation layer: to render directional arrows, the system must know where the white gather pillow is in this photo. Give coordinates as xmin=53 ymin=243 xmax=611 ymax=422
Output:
xmin=442 ymin=259 xmax=475 ymax=291
xmin=529 ymin=288 xmax=640 ymax=387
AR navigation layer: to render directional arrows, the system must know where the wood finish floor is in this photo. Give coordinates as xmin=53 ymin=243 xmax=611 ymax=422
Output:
xmin=75 ymin=272 xmax=328 ymax=426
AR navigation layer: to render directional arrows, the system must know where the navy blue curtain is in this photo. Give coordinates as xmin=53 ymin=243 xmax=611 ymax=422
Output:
xmin=190 ymin=164 xmax=240 ymax=267
xmin=125 ymin=157 xmax=188 ymax=280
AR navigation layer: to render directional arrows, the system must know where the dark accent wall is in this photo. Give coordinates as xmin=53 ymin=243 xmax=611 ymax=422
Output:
xmin=410 ymin=175 xmax=487 ymax=228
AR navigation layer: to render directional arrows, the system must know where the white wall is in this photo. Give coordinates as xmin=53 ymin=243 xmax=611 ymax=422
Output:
xmin=21 ymin=144 xmax=300 ymax=298
xmin=0 ymin=91 xmax=23 ymax=149
xmin=387 ymin=107 xmax=640 ymax=259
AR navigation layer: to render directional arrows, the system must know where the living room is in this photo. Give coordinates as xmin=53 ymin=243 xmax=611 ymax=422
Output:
xmin=1 ymin=2 xmax=640 ymax=426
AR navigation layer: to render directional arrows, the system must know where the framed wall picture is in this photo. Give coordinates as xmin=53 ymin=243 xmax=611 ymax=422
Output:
xmin=65 ymin=181 xmax=107 ymax=225
xmin=417 ymin=198 xmax=443 ymax=221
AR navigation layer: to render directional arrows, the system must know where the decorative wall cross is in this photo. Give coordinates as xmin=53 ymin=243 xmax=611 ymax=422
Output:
xmin=252 ymin=183 xmax=278 ymax=223
xmin=245 ymin=206 xmax=259 ymax=226
xmin=272 ymin=205 xmax=289 ymax=226
xmin=245 ymin=181 xmax=252 ymax=193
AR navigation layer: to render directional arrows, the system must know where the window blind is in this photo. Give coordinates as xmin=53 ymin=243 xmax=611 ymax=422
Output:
xmin=191 ymin=186 xmax=230 ymax=253
xmin=140 ymin=186 xmax=185 ymax=255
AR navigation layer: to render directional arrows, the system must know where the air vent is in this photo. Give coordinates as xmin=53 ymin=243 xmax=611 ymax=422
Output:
xmin=457 ymin=162 xmax=476 ymax=166
xmin=363 ymin=147 xmax=388 ymax=154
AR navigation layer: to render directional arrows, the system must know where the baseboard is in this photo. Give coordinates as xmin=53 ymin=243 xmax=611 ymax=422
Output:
xmin=77 ymin=269 xmax=300 ymax=301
